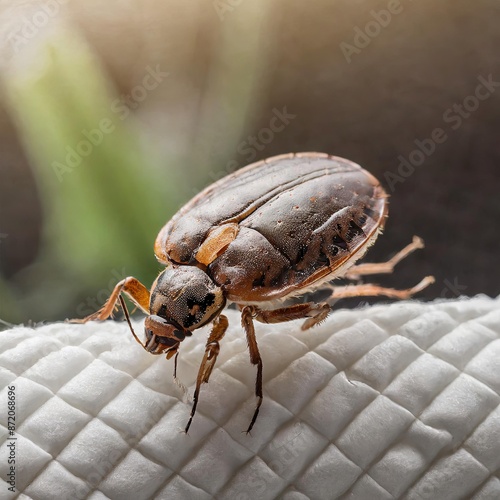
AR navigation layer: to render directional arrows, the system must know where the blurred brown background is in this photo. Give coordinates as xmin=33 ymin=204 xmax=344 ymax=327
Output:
xmin=0 ymin=0 xmax=499 ymax=324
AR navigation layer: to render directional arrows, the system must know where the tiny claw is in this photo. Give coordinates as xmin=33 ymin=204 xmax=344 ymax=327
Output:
xmin=411 ymin=275 xmax=435 ymax=294
xmin=412 ymin=235 xmax=425 ymax=249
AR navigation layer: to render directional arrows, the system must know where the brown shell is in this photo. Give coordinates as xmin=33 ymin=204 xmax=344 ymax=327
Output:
xmin=155 ymin=152 xmax=388 ymax=303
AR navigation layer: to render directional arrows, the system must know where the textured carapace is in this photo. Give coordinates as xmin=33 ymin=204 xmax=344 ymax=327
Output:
xmin=155 ymin=152 xmax=388 ymax=302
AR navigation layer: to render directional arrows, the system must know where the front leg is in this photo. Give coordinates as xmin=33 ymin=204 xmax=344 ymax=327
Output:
xmin=185 ymin=314 xmax=228 ymax=433
xmin=70 ymin=277 xmax=151 ymax=322
xmin=240 ymin=306 xmax=264 ymax=433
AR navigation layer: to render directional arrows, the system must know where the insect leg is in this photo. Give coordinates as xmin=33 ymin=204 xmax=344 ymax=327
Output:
xmin=252 ymin=303 xmax=331 ymax=331
xmin=329 ymin=275 xmax=435 ymax=301
xmin=70 ymin=277 xmax=151 ymax=322
xmin=345 ymin=236 xmax=425 ymax=279
xmin=185 ymin=314 xmax=228 ymax=433
xmin=241 ymin=306 xmax=265 ymax=434
xmin=172 ymin=352 xmax=189 ymax=401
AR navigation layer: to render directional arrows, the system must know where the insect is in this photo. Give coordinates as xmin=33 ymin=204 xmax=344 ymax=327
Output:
xmin=75 ymin=152 xmax=434 ymax=433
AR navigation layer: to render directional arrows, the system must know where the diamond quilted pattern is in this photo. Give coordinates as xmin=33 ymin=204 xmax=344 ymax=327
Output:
xmin=0 ymin=295 xmax=498 ymax=499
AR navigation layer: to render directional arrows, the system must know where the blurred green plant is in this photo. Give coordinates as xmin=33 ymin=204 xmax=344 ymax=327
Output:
xmin=0 ymin=1 xmax=271 ymax=324
xmin=1 ymin=28 xmax=182 ymax=322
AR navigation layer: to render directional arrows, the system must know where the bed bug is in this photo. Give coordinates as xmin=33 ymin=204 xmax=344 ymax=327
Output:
xmin=74 ymin=152 xmax=434 ymax=433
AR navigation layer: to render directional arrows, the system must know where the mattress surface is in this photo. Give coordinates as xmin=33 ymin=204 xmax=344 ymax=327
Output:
xmin=0 ymin=295 xmax=499 ymax=499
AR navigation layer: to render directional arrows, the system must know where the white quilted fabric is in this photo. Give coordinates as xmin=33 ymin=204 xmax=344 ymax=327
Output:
xmin=0 ymin=295 xmax=499 ymax=500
